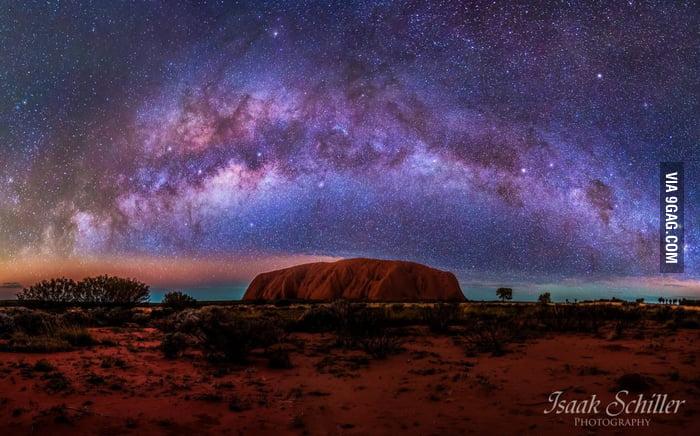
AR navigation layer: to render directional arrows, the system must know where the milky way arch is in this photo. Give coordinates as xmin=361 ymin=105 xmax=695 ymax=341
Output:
xmin=0 ymin=1 xmax=697 ymax=284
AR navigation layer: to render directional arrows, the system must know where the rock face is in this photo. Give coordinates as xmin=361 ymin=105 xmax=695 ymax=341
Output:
xmin=243 ymin=258 xmax=465 ymax=301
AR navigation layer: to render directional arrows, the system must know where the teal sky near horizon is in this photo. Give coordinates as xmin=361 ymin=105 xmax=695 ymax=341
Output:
xmin=1 ymin=282 xmax=690 ymax=304
xmin=148 ymin=283 xmax=697 ymax=303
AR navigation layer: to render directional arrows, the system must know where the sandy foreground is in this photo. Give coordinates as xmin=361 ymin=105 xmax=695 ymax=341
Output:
xmin=0 ymin=320 xmax=698 ymax=435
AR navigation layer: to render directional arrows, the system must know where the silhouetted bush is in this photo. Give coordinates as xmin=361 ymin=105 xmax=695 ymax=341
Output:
xmin=13 ymin=310 xmax=55 ymax=335
xmin=162 ymin=291 xmax=197 ymax=310
xmin=16 ymin=275 xmax=150 ymax=306
xmin=615 ymin=373 xmax=651 ymax=393
xmin=291 ymin=301 xmax=391 ymax=348
xmin=161 ymin=332 xmax=190 ymax=358
xmin=343 ymin=305 xmax=387 ymax=339
xmin=16 ymin=278 xmax=80 ymax=305
xmin=155 ymin=308 xmax=202 ymax=333
xmin=292 ymin=305 xmax=341 ymax=333
xmin=267 ymin=346 xmax=293 ymax=369
xmin=534 ymin=304 xmax=643 ymax=335
xmin=43 ymin=372 xmax=72 ymax=393
xmin=59 ymin=310 xmax=96 ymax=327
xmin=0 ymin=312 xmax=15 ymax=338
xmin=2 ymin=332 xmax=71 ymax=353
xmin=666 ymin=308 xmax=700 ymax=329
xmin=78 ymin=275 xmax=150 ymax=304
xmin=92 ymin=307 xmax=148 ymax=327
xmin=465 ymin=315 xmax=519 ymax=356
xmin=361 ymin=335 xmax=403 ymax=359
xmin=56 ymin=327 xmax=96 ymax=347
xmin=33 ymin=359 xmax=55 ymax=372
xmin=421 ymin=303 xmax=461 ymax=334
xmin=197 ymin=310 xmax=285 ymax=363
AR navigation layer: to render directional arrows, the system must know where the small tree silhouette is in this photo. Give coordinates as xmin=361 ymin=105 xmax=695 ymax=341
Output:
xmin=496 ymin=287 xmax=513 ymax=302
xmin=162 ymin=291 xmax=198 ymax=310
xmin=538 ymin=292 xmax=551 ymax=304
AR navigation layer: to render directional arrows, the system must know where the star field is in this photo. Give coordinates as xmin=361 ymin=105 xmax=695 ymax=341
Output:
xmin=0 ymin=0 xmax=698 ymax=290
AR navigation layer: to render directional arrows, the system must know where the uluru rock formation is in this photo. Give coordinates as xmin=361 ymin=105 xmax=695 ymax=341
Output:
xmin=243 ymin=258 xmax=465 ymax=301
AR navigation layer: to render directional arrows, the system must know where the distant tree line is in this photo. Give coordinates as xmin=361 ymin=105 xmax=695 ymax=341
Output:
xmin=16 ymin=275 xmax=150 ymax=306
xmin=658 ymin=297 xmax=696 ymax=306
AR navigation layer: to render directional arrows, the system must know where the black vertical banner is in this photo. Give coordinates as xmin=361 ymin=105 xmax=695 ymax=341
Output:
xmin=660 ymin=162 xmax=684 ymax=273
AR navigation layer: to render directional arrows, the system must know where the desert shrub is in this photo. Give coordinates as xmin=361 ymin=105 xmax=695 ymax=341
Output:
xmin=653 ymin=305 xmax=674 ymax=322
xmin=0 ymin=312 xmax=15 ymax=338
xmin=343 ymin=306 xmax=387 ymax=338
xmin=93 ymin=307 xmax=145 ymax=327
xmin=43 ymin=372 xmax=71 ymax=392
xmin=194 ymin=392 xmax=223 ymax=402
xmin=130 ymin=310 xmax=152 ymax=326
xmin=292 ymin=305 xmax=341 ymax=333
xmin=156 ymin=307 xmax=288 ymax=363
xmin=421 ymin=303 xmax=461 ymax=334
xmin=535 ymin=304 xmax=643 ymax=334
xmin=228 ymin=395 xmax=252 ymax=411
xmin=292 ymin=301 xmax=389 ymax=347
xmin=3 ymin=332 xmax=71 ymax=353
xmin=0 ymin=309 xmax=96 ymax=352
xmin=669 ymin=308 xmax=700 ymax=329
xmin=58 ymin=310 xmax=96 ymax=327
xmin=161 ymin=308 xmax=202 ymax=333
xmin=78 ymin=275 xmax=150 ymax=304
xmin=390 ymin=303 xmax=405 ymax=312
xmin=56 ymin=327 xmax=96 ymax=347
xmin=200 ymin=319 xmax=253 ymax=363
xmin=161 ymin=332 xmax=191 ymax=358
xmin=100 ymin=356 xmax=127 ymax=369
xmin=267 ymin=347 xmax=293 ymax=369
xmin=677 ymin=318 xmax=700 ymax=329
xmin=536 ymin=305 xmax=595 ymax=332
xmin=615 ymin=373 xmax=651 ymax=393
xmin=198 ymin=310 xmax=285 ymax=363
xmin=85 ymin=373 xmax=105 ymax=385
xmin=361 ymin=335 xmax=403 ymax=359
xmin=16 ymin=278 xmax=80 ymax=304
xmin=33 ymin=359 xmax=55 ymax=372
xmin=658 ymin=309 xmax=700 ymax=330
xmin=17 ymin=275 xmax=150 ymax=306
xmin=162 ymin=291 xmax=198 ymax=311
xmin=12 ymin=310 xmax=56 ymax=335
xmin=463 ymin=313 xmax=526 ymax=356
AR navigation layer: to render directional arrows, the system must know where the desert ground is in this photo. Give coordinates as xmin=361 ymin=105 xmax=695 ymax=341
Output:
xmin=0 ymin=302 xmax=698 ymax=435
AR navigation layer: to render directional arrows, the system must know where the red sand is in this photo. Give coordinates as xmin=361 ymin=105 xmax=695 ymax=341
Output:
xmin=0 ymin=325 xmax=698 ymax=435
xmin=243 ymin=258 xmax=465 ymax=301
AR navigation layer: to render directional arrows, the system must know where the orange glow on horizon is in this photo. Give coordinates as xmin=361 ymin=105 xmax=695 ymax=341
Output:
xmin=0 ymin=254 xmax=343 ymax=289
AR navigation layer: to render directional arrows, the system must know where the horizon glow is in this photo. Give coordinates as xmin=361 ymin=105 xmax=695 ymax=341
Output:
xmin=1 ymin=1 xmax=698 ymax=299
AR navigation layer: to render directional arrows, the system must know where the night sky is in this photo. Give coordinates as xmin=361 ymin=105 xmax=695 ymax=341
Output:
xmin=1 ymin=1 xmax=698 ymax=296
